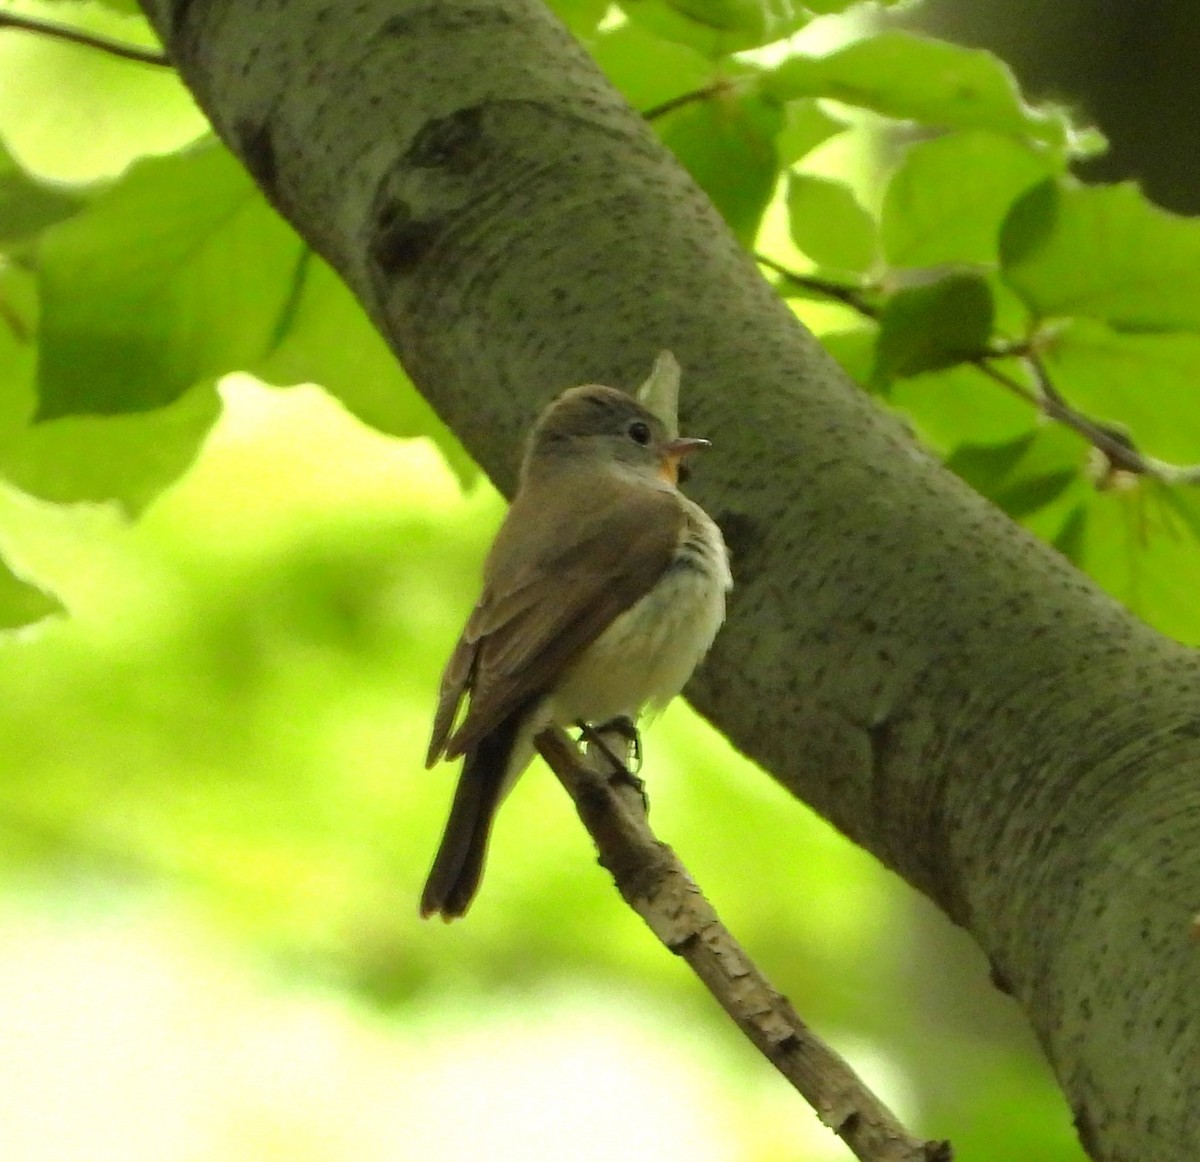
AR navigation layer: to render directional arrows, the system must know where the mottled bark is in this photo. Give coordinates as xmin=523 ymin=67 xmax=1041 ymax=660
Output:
xmin=138 ymin=1 xmax=1200 ymax=1157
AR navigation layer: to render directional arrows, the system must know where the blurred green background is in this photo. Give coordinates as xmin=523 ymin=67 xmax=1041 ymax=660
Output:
xmin=7 ymin=0 xmax=1199 ymax=1157
xmin=0 ymin=376 xmax=1079 ymax=1160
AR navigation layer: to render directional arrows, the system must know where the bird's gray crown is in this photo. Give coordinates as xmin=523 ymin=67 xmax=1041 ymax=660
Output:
xmin=531 ymin=385 xmax=666 ymax=447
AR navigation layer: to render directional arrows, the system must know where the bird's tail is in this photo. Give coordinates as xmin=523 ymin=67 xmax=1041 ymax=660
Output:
xmin=419 ymin=709 xmax=526 ymax=920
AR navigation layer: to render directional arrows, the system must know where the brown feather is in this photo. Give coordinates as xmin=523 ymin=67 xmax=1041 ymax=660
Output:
xmin=425 ymin=471 xmax=683 ymax=765
xmin=425 ymin=634 xmax=478 ymax=768
xmin=420 ymin=703 xmax=529 ymax=919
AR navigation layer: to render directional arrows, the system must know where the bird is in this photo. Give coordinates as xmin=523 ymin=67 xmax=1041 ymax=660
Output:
xmin=420 ymin=353 xmax=731 ymax=919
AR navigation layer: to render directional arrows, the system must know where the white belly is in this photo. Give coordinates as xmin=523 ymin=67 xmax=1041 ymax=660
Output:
xmin=496 ymin=501 xmax=729 ymax=798
xmin=546 ymin=505 xmax=730 ymax=728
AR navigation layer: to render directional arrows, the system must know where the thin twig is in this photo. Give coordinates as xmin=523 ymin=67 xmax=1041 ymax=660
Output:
xmin=534 ymin=724 xmax=953 ymax=1162
xmin=1143 ymin=458 xmax=1200 ymax=487
xmin=758 ymin=253 xmax=1200 ymax=486
xmin=756 ymin=252 xmax=881 ymax=318
xmin=975 ymin=357 xmax=1140 ymax=472
xmin=972 ymin=353 xmax=1200 ymax=484
xmin=643 ymin=81 xmax=734 ymax=122
xmin=0 ymin=12 xmax=171 ymax=66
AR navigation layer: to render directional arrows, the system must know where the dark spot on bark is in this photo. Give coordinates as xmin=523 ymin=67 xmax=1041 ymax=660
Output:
xmin=1170 ymin=717 xmax=1200 ymax=740
xmin=836 ymin=1110 xmax=860 ymax=1135
xmin=987 ymin=956 xmax=1013 ymax=995
xmin=375 ymin=6 xmax=514 ymax=40
xmin=1073 ymin=1103 xmax=1099 ymax=1155
xmin=236 ymin=118 xmax=278 ymax=198
xmin=714 ymin=510 xmax=761 ymax=582
xmin=666 ymin=929 xmax=698 ymax=957
xmin=168 ymin=0 xmax=204 ymax=60
xmin=868 ymin=717 xmax=893 ymax=780
xmin=405 ymin=106 xmax=485 ymax=173
xmin=370 ymin=197 xmax=441 ymax=277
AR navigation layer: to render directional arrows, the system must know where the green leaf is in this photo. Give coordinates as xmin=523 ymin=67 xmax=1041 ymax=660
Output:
xmin=945 ymin=430 xmax=1040 ymax=491
xmin=1073 ymin=481 xmax=1200 ymax=645
xmin=0 ymin=262 xmax=221 ymax=514
xmin=818 ymin=326 xmax=878 ymax=387
xmin=87 ymin=0 xmax=145 ymax=13
xmin=0 ymin=137 xmax=85 ymax=245
xmin=881 ymin=130 xmax=1055 ymax=268
xmin=874 ymin=273 xmax=994 ymax=383
xmin=660 ymin=93 xmax=782 ymax=246
xmin=36 ymin=139 xmax=304 ymax=419
xmin=764 ymin=32 xmax=1098 ymax=156
xmin=945 ymin=423 xmax=1085 ymax=525
xmin=774 ymin=97 xmax=847 ymax=167
xmin=1039 ymin=319 xmax=1200 ymax=464
xmin=787 ymin=174 xmax=879 ymax=274
xmin=0 ymin=554 xmax=62 ymax=631
xmin=997 ymin=178 xmax=1057 ymax=267
xmin=619 ymin=0 xmax=811 ymax=57
xmin=1 ymin=380 xmax=222 ymax=515
xmin=1053 ymin=502 xmax=1088 ymax=564
xmin=888 ymin=361 xmax=1036 ymax=452
xmin=590 ymin=21 xmax=715 ymax=113
xmin=1001 ymin=179 xmax=1200 ymax=333
xmin=544 ymin=0 xmax=610 ymax=35
xmin=251 ymin=253 xmax=477 ymax=486
xmin=0 ymin=8 xmax=201 ymax=185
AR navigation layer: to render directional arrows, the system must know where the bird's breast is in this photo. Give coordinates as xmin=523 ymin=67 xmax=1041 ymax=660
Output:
xmin=549 ymin=501 xmax=730 ymax=727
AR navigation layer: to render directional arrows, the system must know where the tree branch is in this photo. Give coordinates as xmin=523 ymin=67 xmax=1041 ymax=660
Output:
xmin=756 ymin=254 xmax=1200 ymax=487
xmin=534 ymin=724 xmax=952 ymax=1162
xmin=0 ymin=12 xmax=170 ymax=66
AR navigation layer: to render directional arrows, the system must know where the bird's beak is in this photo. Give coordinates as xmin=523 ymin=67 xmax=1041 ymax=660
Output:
xmin=661 ymin=436 xmax=710 ymax=485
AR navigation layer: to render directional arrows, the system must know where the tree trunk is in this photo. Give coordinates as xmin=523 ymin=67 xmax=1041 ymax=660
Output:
xmin=137 ymin=0 xmax=1200 ymax=1156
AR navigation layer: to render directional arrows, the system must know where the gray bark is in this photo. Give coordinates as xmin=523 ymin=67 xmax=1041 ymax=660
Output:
xmin=138 ymin=0 xmax=1200 ymax=1157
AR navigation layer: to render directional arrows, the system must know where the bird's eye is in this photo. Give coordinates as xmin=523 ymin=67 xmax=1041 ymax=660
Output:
xmin=628 ymin=421 xmax=652 ymax=446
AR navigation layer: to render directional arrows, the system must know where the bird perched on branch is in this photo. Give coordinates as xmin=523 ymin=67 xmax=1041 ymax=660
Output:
xmin=421 ymin=352 xmax=731 ymax=919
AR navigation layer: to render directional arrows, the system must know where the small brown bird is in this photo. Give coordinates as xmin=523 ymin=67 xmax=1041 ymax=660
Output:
xmin=420 ymin=353 xmax=731 ymax=919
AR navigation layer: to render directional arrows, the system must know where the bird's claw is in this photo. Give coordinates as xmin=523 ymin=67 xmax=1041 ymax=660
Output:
xmin=576 ymin=717 xmax=649 ymax=812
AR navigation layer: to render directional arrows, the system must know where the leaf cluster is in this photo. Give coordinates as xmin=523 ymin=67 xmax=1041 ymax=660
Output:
xmin=578 ymin=0 xmax=1200 ymax=642
xmin=2 ymin=0 xmax=1200 ymax=645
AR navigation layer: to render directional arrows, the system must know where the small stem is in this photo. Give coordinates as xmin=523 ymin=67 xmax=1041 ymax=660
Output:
xmin=643 ymin=81 xmax=732 ymax=122
xmin=0 ymin=12 xmax=171 ymax=66
xmin=755 ymin=253 xmax=881 ymax=319
xmin=1149 ymin=460 xmax=1200 ymax=486
xmin=969 ymin=359 xmax=1038 ymax=407
xmin=1025 ymin=354 xmax=1146 ymax=474
xmin=973 ymin=352 xmax=1200 ymax=483
xmin=757 ymin=250 xmax=1200 ymax=486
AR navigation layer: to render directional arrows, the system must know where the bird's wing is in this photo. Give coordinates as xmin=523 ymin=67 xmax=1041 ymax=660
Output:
xmin=425 ymin=478 xmax=682 ymax=766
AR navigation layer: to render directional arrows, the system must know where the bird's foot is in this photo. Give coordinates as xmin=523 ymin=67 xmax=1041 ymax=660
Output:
xmin=576 ymin=718 xmax=648 ymax=811
xmin=600 ymin=715 xmax=643 ymax=772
